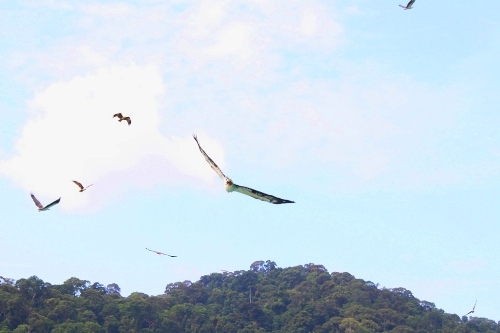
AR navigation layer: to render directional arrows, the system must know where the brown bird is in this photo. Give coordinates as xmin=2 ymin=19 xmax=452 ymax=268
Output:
xmin=145 ymin=248 xmax=177 ymax=257
xmin=464 ymin=300 xmax=477 ymax=316
xmin=72 ymin=180 xmax=93 ymax=192
xmin=113 ymin=113 xmax=131 ymax=125
xmin=30 ymin=193 xmax=61 ymax=212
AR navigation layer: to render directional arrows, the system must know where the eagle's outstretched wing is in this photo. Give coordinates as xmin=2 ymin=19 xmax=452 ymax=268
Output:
xmin=73 ymin=180 xmax=84 ymax=191
xmin=193 ymin=134 xmax=229 ymax=181
xmin=122 ymin=117 xmax=131 ymax=125
xmin=113 ymin=113 xmax=123 ymax=119
xmin=146 ymin=247 xmax=161 ymax=254
xmin=43 ymin=198 xmax=61 ymax=210
xmin=232 ymin=184 xmax=294 ymax=204
xmin=30 ymin=194 xmax=44 ymax=209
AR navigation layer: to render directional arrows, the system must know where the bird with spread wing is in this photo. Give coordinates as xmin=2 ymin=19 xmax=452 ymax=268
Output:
xmin=73 ymin=180 xmax=93 ymax=192
xmin=193 ymin=134 xmax=294 ymax=204
xmin=30 ymin=194 xmax=61 ymax=212
xmin=399 ymin=0 xmax=415 ymax=9
xmin=145 ymin=248 xmax=177 ymax=257
xmin=464 ymin=300 xmax=477 ymax=316
xmin=113 ymin=113 xmax=131 ymax=125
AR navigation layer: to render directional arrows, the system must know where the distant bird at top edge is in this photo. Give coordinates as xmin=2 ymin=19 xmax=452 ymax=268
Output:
xmin=399 ymin=0 xmax=415 ymax=9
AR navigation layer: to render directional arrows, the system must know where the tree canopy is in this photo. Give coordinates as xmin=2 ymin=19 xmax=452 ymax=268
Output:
xmin=0 ymin=261 xmax=497 ymax=332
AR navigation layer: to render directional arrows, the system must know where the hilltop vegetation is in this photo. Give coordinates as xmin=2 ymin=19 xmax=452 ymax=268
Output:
xmin=0 ymin=260 xmax=497 ymax=333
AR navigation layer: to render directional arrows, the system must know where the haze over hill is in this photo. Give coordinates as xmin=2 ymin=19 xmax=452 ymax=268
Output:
xmin=0 ymin=261 xmax=497 ymax=333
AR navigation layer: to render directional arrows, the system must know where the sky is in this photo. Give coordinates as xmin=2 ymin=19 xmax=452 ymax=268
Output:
xmin=0 ymin=0 xmax=499 ymax=321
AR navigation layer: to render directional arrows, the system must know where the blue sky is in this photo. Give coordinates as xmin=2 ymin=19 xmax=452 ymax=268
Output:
xmin=1 ymin=0 xmax=499 ymax=320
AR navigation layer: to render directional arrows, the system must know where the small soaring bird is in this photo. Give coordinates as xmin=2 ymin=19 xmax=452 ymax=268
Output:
xmin=145 ymin=248 xmax=177 ymax=257
xmin=30 ymin=194 xmax=61 ymax=212
xmin=464 ymin=300 xmax=477 ymax=316
xmin=72 ymin=180 xmax=93 ymax=192
xmin=193 ymin=134 xmax=294 ymax=204
xmin=113 ymin=113 xmax=131 ymax=125
xmin=399 ymin=0 xmax=415 ymax=9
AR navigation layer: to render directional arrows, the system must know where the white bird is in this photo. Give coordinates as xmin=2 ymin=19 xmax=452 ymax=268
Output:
xmin=30 ymin=194 xmax=61 ymax=212
xmin=399 ymin=0 xmax=415 ymax=9
xmin=113 ymin=113 xmax=131 ymax=125
xmin=72 ymin=180 xmax=93 ymax=192
xmin=193 ymin=134 xmax=294 ymax=204
xmin=145 ymin=248 xmax=177 ymax=257
xmin=464 ymin=300 xmax=477 ymax=316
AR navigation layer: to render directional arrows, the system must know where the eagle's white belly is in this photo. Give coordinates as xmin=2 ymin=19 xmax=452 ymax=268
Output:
xmin=225 ymin=182 xmax=236 ymax=193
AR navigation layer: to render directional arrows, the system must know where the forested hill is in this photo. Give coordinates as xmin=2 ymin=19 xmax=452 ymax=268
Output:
xmin=0 ymin=261 xmax=497 ymax=333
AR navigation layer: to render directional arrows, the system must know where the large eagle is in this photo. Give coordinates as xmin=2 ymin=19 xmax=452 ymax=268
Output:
xmin=399 ymin=0 xmax=415 ymax=9
xmin=193 ymin=134 xmax=294 ymax=204
xmin=72 ymin=180 xmax=93 ymax=192
xmin=113 ymin=113 xmax=131 ymax=125
xmin=145 ymin=248 xmax=177 ymax=257
xmin=30 ymin=194 xmax=61 ymax=212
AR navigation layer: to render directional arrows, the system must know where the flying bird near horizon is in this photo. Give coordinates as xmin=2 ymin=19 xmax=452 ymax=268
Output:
xmin=399 ymin=0 xmax=415 ymax=9
xmin=145 ymin=248 xmax=177 ymax=257
xmin=30 ymin=194 xmax=61 ymax=212
xmin=113 ymin=113 xmax=131 ymax=125
xmin=464 ymin=300 xmax=477 ymax=316
xmin=193 ymin=134 xmax=295 ymax=204
xmin=72 ymin=180 xmax=93 ymax=192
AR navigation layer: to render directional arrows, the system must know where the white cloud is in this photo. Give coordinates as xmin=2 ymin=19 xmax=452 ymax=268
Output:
xmin=79 ymin=3 xmax=133 ymax=16
xmin=76 ymin=44 xmax=109 ymax=67
xmin=24 ymin=0 xmax=75 ymax=11
xmin=0 ymin=64 xmax=225 ymax=211
xmin=176 ymin=0 xmax=344 ymax=68
xmin=204 ymin=22 xmax=256 ymax=59
xmin=1 ymin=1 xmax=483 ymax=195
xmin=299 ymin=10 xmax=318 ymax=36
xmin=185 ymin=0 xmax=229 ymax=38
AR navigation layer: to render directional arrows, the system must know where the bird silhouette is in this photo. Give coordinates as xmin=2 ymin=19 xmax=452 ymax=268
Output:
xmin=464 ymin=300 xmax=477 ymax=316
xmin=193 ymin=134 xmax=294 ymax=204
xmin=399 ymin=0 xmax=416 ymax=9
xmin=72 ymin=180 xmax=93 ymax=192
xmin=145 ymin=248 xmax=177 ymax=257
xmin=113 ymin=113 xmax=131 ymax=125
xmin=30 ymin=194 xmax=61 ymax=212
